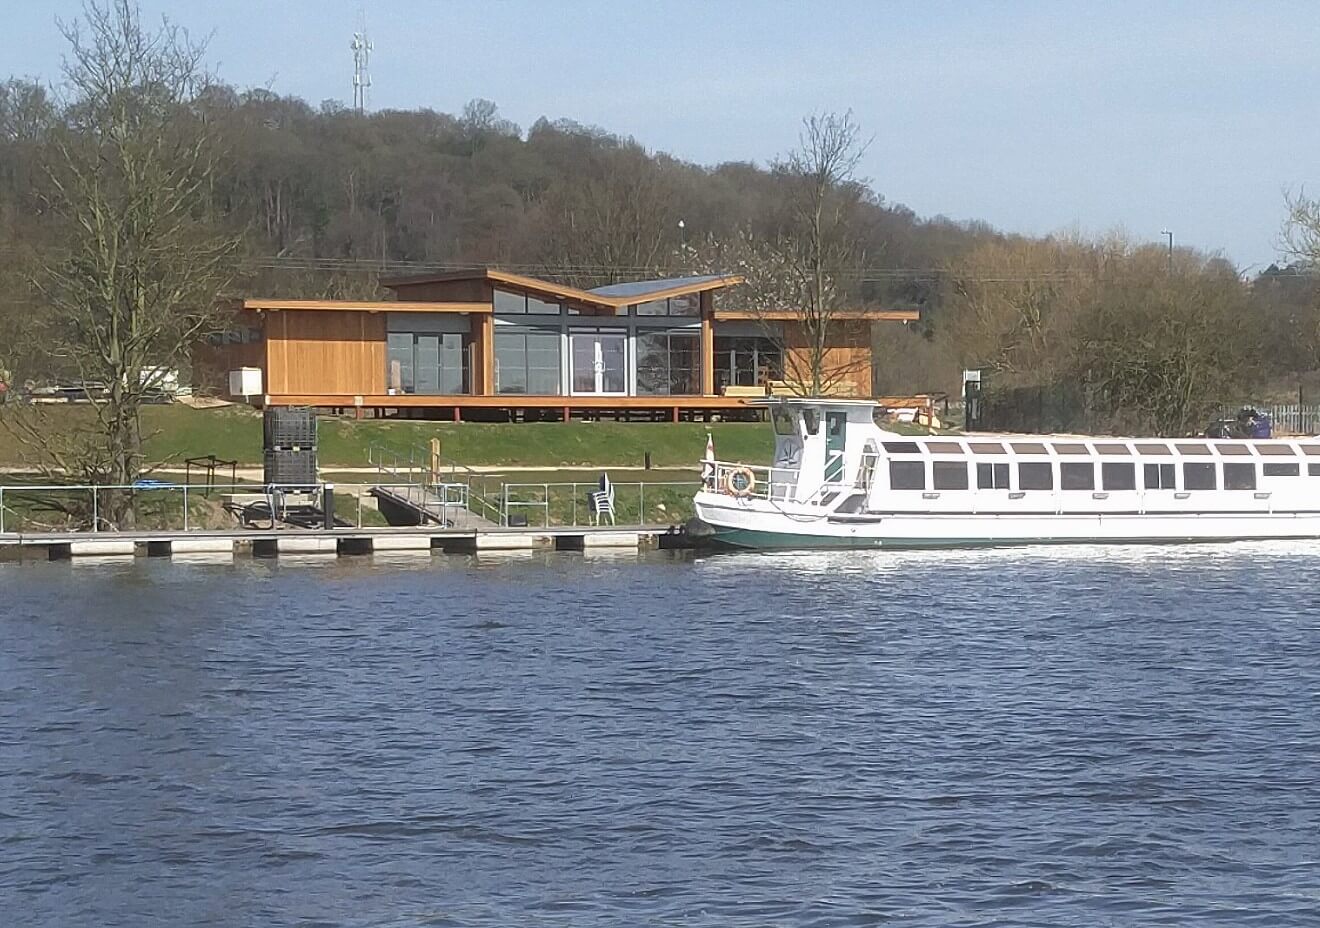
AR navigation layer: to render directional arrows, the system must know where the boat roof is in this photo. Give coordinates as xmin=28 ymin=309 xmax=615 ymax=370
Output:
xmin=745 ymin=396 xmax=880 ymax=409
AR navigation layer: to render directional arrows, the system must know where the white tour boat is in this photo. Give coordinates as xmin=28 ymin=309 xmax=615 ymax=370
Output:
xmin=691 ymin=396 xmax=1320 ymax=550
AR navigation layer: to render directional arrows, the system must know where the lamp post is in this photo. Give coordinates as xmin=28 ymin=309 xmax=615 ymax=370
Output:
xmin=1160 ymin=229 xmax=1173 ymax=273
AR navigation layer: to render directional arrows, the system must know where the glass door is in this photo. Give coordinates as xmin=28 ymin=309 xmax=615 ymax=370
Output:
xmin=570 ymin=331 xmax=628 ymax=395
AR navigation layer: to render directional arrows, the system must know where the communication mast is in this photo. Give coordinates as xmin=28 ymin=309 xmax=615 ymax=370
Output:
xmin=351 ymin=10 xmax=372 ymax=114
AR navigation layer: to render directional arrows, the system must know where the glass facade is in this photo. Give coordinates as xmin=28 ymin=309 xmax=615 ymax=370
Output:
xmin=713 ymin=336 xmax=783 ymax=390
xmin=495 ymin=330 xmax=561 ymax=395
xmin=633 ymin=295 xmax=699 ymax=316
xmin=387 ymin=331 xmax=467 ymax=394
xmin=635 ymin=330 xmax=701 ymax=395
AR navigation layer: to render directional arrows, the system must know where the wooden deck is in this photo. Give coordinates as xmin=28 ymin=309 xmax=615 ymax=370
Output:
xmin=264 ymin=393 xmax=765 ymax=422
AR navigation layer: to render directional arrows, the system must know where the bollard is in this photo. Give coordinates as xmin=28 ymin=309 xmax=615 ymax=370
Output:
xmin=644 ymin=451 xmax=652 ymax=470
xmin=323 ymin=483 xmax=335 ymax=529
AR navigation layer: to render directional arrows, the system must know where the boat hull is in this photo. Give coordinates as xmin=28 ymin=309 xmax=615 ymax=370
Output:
xmin=693 ymin=493 xmax=1320 ymax=551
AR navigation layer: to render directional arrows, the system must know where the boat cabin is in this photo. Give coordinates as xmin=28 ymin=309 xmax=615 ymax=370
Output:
xmin=709 ymin=397 xmax=1320 ymax=516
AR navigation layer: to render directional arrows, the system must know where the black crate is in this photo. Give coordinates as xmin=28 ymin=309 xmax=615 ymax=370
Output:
xmin=263 ymin=407 xmax=317 ymax=450
xmin=264 ymin=448 xmax=318 ymax=487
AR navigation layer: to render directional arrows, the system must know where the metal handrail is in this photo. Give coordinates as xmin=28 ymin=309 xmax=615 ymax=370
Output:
xmin=367 ymin=441 xmax=504 ymax=524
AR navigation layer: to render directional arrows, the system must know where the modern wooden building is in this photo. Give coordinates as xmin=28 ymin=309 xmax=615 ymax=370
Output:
xmin=197 ymin=268 xmax=917 ymax=420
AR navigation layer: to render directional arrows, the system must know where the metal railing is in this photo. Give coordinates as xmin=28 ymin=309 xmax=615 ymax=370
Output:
xmin=0 ymin=481 xmax=336 ymax=534
xmin=367 ymin=441 xmax=504 ymax=524
xmin=499 ymin=481 xmax=701 ymax=528
xmin=0 ymin=477 xmax=704 ymax=534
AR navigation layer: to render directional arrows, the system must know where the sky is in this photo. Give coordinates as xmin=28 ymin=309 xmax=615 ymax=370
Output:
xmin=9 ymin=0 xmax=1320 ymax=271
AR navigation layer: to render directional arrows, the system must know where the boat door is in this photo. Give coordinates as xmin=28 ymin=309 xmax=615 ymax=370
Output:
xmin=570 ymin=330 xmax=627 ymax=395
xmin=824 ymin=411 xmax=847 ymax=483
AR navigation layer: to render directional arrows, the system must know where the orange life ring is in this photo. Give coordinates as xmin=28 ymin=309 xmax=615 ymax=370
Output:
xmin=723 ymin=466 xmax=757 ymax=497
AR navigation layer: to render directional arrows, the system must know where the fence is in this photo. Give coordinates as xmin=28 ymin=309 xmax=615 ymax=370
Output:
xmin=0 ymin=477 xmax=702 ymax=535
xmin=1262 ymin=404 xmax=1320 ymax=436
xmin=500 ymin=481 xmax=701 ymax=528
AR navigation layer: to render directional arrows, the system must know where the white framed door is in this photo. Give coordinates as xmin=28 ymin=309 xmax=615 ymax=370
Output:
xmin=570 ymin=330 xmax=627 ymax=395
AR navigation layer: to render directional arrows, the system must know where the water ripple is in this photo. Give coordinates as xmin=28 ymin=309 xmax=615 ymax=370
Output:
xmin=2 ymin=547 xmax=1320 ymax=926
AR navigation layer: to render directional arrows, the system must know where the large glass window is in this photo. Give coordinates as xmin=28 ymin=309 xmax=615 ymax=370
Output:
xmin=889 ymin=461 xmax=925 ymax=490
xmin=636 ymin=330 xmax=701 ymax=395
xmin=1224 ymin=462 xmax=1257 ymax=490
xmin=527 ymin=295 xmax=561 ymax=315
xmin=1102 ymin=462 xmax=1136 ymax=490
xmin=1018 ymin=462 xmax=1053 ymax=490
xmin=495 ymin=289 xmax=562 ymax=315
xmin=633 ymin=295 xmax=699 ymax=316
xmin=1060 ymin=462 xmax=1095 ymax=490
xmin=387 ymin=331 xmax=467 ymax=394
xmin=932 ymin=461 xmax=969 ymax=490
xmin=714 ymin=336 xmax=783 ymax=390
xmin=494 ymin=289 xmax=526 ymax=313
xmin=1183 ymin=462 xmax=1217 ymax=490
xmin=495 ymin=330 xmax=561 ymax=395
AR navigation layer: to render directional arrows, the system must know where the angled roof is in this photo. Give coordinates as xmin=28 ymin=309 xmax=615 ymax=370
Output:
xmin=380 ymin=267 xmax=743 ymax=310
xmin=587 ymin=275 xmax=729 ymax=300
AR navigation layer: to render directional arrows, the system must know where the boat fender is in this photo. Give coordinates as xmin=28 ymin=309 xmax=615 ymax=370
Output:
xmin=724 ymin=466 xmax=757 ymax=497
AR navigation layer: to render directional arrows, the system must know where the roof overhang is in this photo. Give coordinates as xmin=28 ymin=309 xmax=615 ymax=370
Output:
xmin=240 ymin=298 xmax=491 ymax=313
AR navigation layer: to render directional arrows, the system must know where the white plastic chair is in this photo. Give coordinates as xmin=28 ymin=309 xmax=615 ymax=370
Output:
xmin=588 ymin=472 xmax=615 ymax=525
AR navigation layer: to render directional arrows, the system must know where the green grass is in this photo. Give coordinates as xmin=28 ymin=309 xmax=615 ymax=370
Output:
xmin=0 ymin=404 xmax=774 ymax=470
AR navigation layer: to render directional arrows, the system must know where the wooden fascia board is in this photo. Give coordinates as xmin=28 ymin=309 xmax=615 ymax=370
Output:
xmin=242 ymin=299 xmax=492 ymax=313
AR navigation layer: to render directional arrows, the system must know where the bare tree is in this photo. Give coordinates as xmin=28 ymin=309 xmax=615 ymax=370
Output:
xmin=10 ymin=0 xmax=240 ymax=527
xmin=536 ymin=146 xmax=678 ymax=287
xmin=770 ymin=111 xmax=872 ymax=395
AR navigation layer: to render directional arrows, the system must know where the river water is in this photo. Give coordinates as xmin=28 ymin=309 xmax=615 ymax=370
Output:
xmin=2 ymin=545 xmax=1320 ymax=926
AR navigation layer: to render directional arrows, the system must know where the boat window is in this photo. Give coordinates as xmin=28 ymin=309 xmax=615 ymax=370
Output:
xmin=1310 ymin=463 xmax=1320 ymax=476
xmin=977 ymin=462 xmax=1010 ymax=489
xmin=1011 ymin=442 xmax=1047 ymax=454
xmin=932 ymin=461 xmax=969 ymax=490
xmin=1060 ymin=462 xmax=1095 ymax=490
xmin=1135 ymin=442 xmax=1171 ymax=455
xmin=1144 ymin=462 xmax=1176 ymax=489
xmin=1102 ymin=462 xmax=1137 ymax=490
xmin=1255 ymin=444 xmax=1297 ymax=456
xmin=1263 ymin=462 xmax=1300 ymax=477
xmin=1018 ymin=462 xmax=1053 ymax=490
xmin=883 ymin=441 xmax=921 ymax=454
xmin=1094 ymin=442 xmax=1131 ymax=455
xmin=772 ymin=409 xmax=797 ymax=436
xmin=1052 ymin=443 xmax=1089 ymax=455
xmin=1183 ymin=462 xmax=1217 ymax=490
xmin=889 ymin=460 xmax=925 ymax=490
xmin=1224 ymin=462 xmax=1257 ymax=490
xmin=927 ymin=441 xmax=965 ymax=454
xmin=1176 ymin=442 xmax=1212 ymax=456
xmin=1217 ymin=443 xmax=1252 ymax=457
xmin=969 ymin=442 xmax=1006 ymax=454
xmin=803 ymin=409 xmax=820 ymax=435
xmin=1302 ymin=445 xmax=1320 ymax=457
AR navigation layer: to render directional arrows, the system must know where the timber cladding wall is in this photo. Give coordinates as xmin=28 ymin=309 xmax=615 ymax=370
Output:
xmin=265 ymin=310 xmax=386 ymax=395
xmin=782 ymin=321 xmax=873 ymax=397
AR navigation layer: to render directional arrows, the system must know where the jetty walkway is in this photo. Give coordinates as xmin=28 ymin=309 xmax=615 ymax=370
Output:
xmin=0 ymin=524 xmax=694 ymax=561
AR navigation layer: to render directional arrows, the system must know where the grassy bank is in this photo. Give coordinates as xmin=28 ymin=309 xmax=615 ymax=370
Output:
xmin=0 ymin=404 xmax=774 ymax=470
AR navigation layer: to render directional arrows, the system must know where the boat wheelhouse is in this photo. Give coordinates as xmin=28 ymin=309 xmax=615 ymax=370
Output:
xmin=692 ymin=397 xmax=1320 ymax=549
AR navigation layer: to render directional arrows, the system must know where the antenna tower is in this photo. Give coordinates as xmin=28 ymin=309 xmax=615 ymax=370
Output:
xmin=351 ymin=10 xmax=372 ymax=114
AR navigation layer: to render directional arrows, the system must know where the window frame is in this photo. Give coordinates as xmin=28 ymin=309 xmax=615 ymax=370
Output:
xmin=889 ymin=460 xmax=926 ymax=490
